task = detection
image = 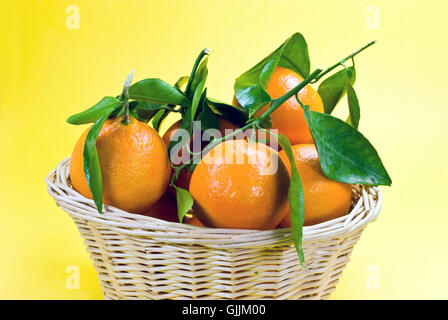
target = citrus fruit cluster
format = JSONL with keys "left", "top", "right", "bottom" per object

{"left": 66, "top": 33, "right": 391, "bottom": 263}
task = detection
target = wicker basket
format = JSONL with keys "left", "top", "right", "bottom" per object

{"left": 46, "top": 158, "right": 382, "bottom": 300}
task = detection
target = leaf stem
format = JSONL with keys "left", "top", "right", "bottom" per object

{"left": 311, "top": 40, "right": 376, "bottom": 83}
{"left": 122, "top": 92, "right": 130, "bottom": 125}
{"left": 121, "top": 70, "right": 134, "bottom": 125}
{"left": 170, "top": 164, "right": 186, "bottom": 187}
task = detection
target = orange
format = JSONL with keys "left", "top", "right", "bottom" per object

{"left": 278, "top": 144, "right": 352, "bottom": 226}
{"left": 233, "top": 66, "right": 323, "bottom": 145}
{"left": 69, "top": 116, "right": 171, "bottom": 213}
{"left": 189, "top": 139, "right": 290, "bottom": 229}
{"left": 162, "top": 117, "right": 239, "bottom": 198}
{"left": 142, "top": 193, "right": 204, "bottom": 226}
{"left": 141, "top": 193, "right": 178, "bottom": 222}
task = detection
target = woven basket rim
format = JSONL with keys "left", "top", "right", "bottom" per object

{"left": 46, "top": 158, "right": 382, "bottom": 247}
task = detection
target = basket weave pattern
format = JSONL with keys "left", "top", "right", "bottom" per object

{"left": 46, "top": 158, "right": 382, "bottom": 300}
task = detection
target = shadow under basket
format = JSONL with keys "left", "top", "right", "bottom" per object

{"left": 46, "top": 158, "right": 382, "bottom": 300}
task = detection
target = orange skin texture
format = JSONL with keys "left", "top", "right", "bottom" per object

{"left": 69, "top": 116, "right": 171, "bottom": 214}
{"left": 162, "top": 117, "right": 239, "bottom": 199}
{"left": 233, "top": 66, "right": 324, "bottom": 145}
{"left": 278, "top": 144, "right": 352, "bottom": 226}
{"left": 189, "top": 140, "right": 290, "bottom": 230}
{"left": 141, "top": 193, "right": 178, "bottom": 222}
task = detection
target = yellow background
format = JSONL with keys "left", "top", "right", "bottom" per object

{"left": 1, "top": 0, "right": 447, "bottom": 299}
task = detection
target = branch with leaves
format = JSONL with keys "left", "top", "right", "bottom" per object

{"left": 169, "top": 34, "right": 391, "bottom": 267}
{"left": 66, "top": 32, "right": 391, "bottom": 268}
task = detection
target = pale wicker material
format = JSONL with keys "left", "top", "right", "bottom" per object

{"left": 46, "top": 158, "right": 382, "bottom": 300}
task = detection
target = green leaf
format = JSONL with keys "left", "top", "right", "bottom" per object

{"left": 318, "top": 66, "right": 356, "bottom": 114}
{"left": 346, "top": 78, "right": 360, "bottom": 129}
{"left": 175, "top": 187, "right": 194, "bottom": 223}
{"left": 302, "top": 105, "right": 392, "bottom": 186}
{"left": 277, "top": 33, "right": 311, "bottom": 78}
{"left": 67, "top": 96, "right": 121, "bottom": 125}
{"left": 234, "top": 32, "right": 310, "bottom": 114}
{"left": 193, "top": 56, "right": 208, "bottom": 80}
{"left": 133, "top": 101, "right": 166, "bottom": 111}
{"left": 277, "top": 134, "right": 306, "bottom": 267}
{"left": 174, "top": 76, "right": 189, "bottom": 93}
{"left": 191, "top": 81, "right": 207, "bottom": 120}
{"left": 129, "top": 78, "right": 189, "bottom": 107}
{"left": 83, "top": 114, "right": 114, "bottom": 213}
{"left": 129, "top": 101, "right": 166, "bottom": 123}
{"left": 197, "top": 94, "right": 219, "bottom": 131}
{"left": 190, "top": 58, "right": 209, "bottom": 119}
{"left": 151, "top": 109, "right": 170, "bottom": 132}
{"left": 185, "top": 50, "right": 210, "bottom": 100}
{"left": 206, "top": 97, "right": 248, "bottom": 127}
